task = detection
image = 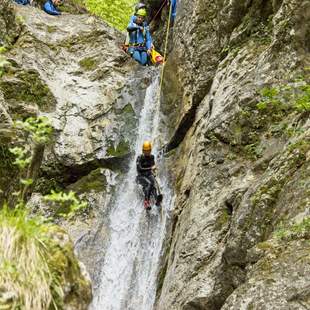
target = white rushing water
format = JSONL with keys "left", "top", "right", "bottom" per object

{"left": 91, "top": 72, "right": 174, "bottom": 310}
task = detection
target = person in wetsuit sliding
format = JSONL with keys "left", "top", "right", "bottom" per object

{"left": 136, "top": 140, "right": 162, "bottom": 210}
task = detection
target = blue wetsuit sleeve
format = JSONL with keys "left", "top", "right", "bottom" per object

{"left": 43, "top": 1, "right": 61, "bottom": 15}
{"left": 171, "top": 0, "right": 177, "bottom": 21}
{"left": 127, "top": 16, "right": 140, "bottom": 32}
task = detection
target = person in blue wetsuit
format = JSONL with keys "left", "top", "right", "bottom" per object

{"left": 127, "top": 8, "right": 152, "bottom": 66}
{"left": 43, "top": 0, "right": 61, "bottom": 16}
{"left": 170, "top": 0, "right": 177, "bottom": 23}
{"left": 14, "top": 0, "right": 30, "bottom": 5}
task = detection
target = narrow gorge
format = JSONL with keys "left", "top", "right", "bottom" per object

{"left": 0, "top": 0, "right": 309, "bottom": 309}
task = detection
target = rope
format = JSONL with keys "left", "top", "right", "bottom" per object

{"left": 149, "top": 0, "right": 167, "bottom": 24}
{"left": 158, "top": 0, "right": 172, "bottom": 102}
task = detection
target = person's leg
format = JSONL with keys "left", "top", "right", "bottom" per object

{"left": 143, "top": 176, "right": 153, "bottom": 200}
{"left": 140, "top": 51, "right": 148, "bottom": 66}
{"left": 132, "top": 50, "right": 143, "bottom": 65}
{"left": 138, "top": 175, "right": 152, "bottom": 200}
{"left": 137, "top": 176, "right": 147, "bottom": 197}
{"left": 149, "top": 174, "right": 157, "bottom": 198}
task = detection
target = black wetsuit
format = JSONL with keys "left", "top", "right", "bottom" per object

{"left": 136, "top": 154, "right": 157, "bottom": 200}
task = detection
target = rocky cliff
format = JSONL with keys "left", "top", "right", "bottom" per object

{"left": 0, "top": 0, "right": 309, "bottom": 309}
{"left": 153, "top": 0, "right": 310, "bottom": 309}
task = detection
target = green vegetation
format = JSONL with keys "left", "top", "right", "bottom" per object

{"left": 214, "top": 209, "right": 230, "bottom": 231}
{"left": 0, "top": 206, "right": 88, "bottom": 309}
{"left": 274, "top": 217, "right": 310, "bottom": 241}
{"left": 84, "top": 0, "right": 136, "bottom": 30}
{"left": 79, "top": 57, "right": 98, "bottom": 71}
{"left": 44, "top": 190, "right": 88, "bottom": 218}
{"left": 15, "top": 116, "right": 53, "bottom": 145}
{"left": 228, "top": 76, "right": 309, "bottom": 161}
{"left": 257, "top": 81, "right": 310, "bottom": 116}
{"left": 0, "top": 206, "right": 61, "bottom": 309}
{"left": 68, "top": 168, "right": 107, "bottom": 194}
{"left": 0, "top": 55, "right": 9, "bottom": 77}
{"left": 243, "top": 142, "right": 265, "bottom": 160}
{"left": 0, "top": 69, "right": 56, "bottom": 111}
{"left": 107, "top": 139, "right": 130, "bottom": 157}
{"left": 0, "top": 115, "right": 90, "bottom": 308}
{"left": 2, "top": 116, "right": 87, "bottom": 217}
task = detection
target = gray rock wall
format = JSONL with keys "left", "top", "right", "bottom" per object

{"left": 156, "top": 0, "right": 310, "bottom": 309}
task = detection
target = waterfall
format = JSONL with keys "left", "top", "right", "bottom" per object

{"left": 91, "top": 71, "right": 173, "bottom": 310}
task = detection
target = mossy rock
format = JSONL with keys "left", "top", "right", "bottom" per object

{"left": 68, "top": 168, "right": 107, "bottom": 194}
{"left": 45, "top": 226, "right": 92, "bottom": 309}
{"left": 107, "top": 140, "right": 130, "bottom": 158}
{"left": 79, "top": 57, "right": 98, "bottom": 71}
{"left": 0, "top": 145, "right": 19, "bottom": 205}
{"left": 59, "top": 0, "right": 87, "bottom": 14}
{"left": 46, "top": 25, "right": 58, "bottom": 33}
{"left": 0, "top": 68, "right": 56, "bottom": 112}
{"left": 214, "top": 209, "right": 230, "bottom": 231}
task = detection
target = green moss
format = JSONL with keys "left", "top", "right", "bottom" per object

{"left": 68, "top": 168, "right": 107, "bottom": 193}
{"left": 107, "top": 140, "right": 130, "bottom": 157}
{"left": 214, "top": 209, "right": 230, "bottom": 231}
{"left": 78, "top": 57, "right": 98, "bottom": 71}
{"left": 0, "top": 47, "right": 7, "bottom": 54}
{"left": 257, "top": 241, "right": 273, "bottom": 250}
{"left": 274, "top": 217, "right": 310, "bottom": 241}
{"left": 243, "top": 142, "right": 265, "bottom": 160}
{"left": 122, "top": 103, "right": 134, "bottom": 115}
{"left": 0, "top": 69, "right": 56, "bottom": 111}
{"left": 288, "top": 139, "right": 310, "bottom": 154}
{"left": 46, "top": 25, "right": 57, "bottom": 33}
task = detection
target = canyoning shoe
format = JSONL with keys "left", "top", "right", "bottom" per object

{"left": 155, "top": 194, "right": 163, "bottom": 207}
{"left": 144, "top": 200, "right": 151, "bottom": 210}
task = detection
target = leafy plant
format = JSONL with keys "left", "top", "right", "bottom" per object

{"left": 257, "top": 80, "right": 310, "bottom": 115}
{"left": 9, "top": 146, "right": 31, "bottom": 169}
{"left": 44, "top": 190, "right": 87, "bottom": 218}
{"left": 15, "top": 116, "right": 53, "bottom": 144}
{"left": 244, "top": 142, "right": 265, "bottom": 159}
{"left": 294, "top": 84, "right": 310, "bottom": 112}
{"left": 274, "top": 217, "right": 310, "bottom": 241}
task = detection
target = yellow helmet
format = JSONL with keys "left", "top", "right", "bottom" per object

{"left": 136, "top": 8, "right": 147, "bottom": 17}
{"left": 142, "top": 141, "right": 152, "bottom": 152}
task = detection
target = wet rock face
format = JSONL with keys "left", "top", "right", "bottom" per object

{"left": 157, "top": 0, "right": 310, "bottom": 309}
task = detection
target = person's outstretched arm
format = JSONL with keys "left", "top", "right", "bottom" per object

{"left": 127, "top": 16, "right": 141, "bottom": 32}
